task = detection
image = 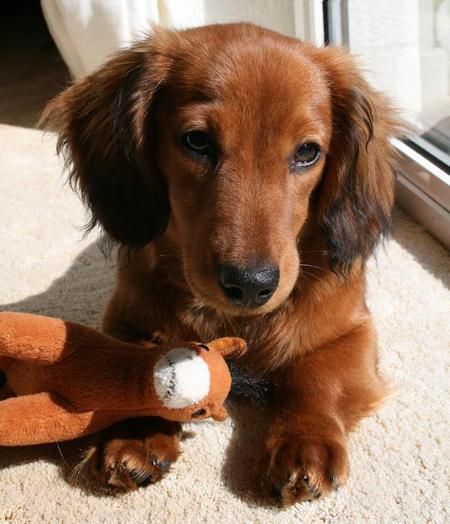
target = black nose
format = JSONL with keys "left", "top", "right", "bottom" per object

{"left": 218, "top": 263, "right": 280, "bottom": 308}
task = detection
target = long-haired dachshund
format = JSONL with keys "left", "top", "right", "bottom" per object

{"left": 42, "top": 23, "right": 400, "bottom": 505}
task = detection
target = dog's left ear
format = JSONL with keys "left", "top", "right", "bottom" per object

{"left": 316, "top": 48, "right": 402, "bottom": 274}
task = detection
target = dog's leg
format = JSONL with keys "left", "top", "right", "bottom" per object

{"left": 101, "top": 290, "right": 164, "bottom": 345}
{"left": 83, "top": 417, "right": 182, "bottom": 490}
{"left": 261, "top": 322, "right": 388, "bottom": 505}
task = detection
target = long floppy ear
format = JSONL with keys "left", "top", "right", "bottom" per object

{"left": 316, "top": 48, "right": 402, "bottom": 274}
{"left": 40, "top": 29, "right": 175, "bottom": 247}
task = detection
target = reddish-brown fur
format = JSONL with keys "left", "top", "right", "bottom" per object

{"left": 41, "top": 23, "right": 400, "bottom": 504}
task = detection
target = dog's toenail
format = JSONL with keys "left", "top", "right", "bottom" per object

{"left": 137, "top": 474, "right": 152, "bottom": 486}
{"left": 329, "top": 471, "right": 339, "bottom": 488}
{"left": 303, "top": 474, "right": 309, "bottom": 482}
{"left": 272, "top": 483, "right": 284, "bottom": 498}
{"left": 158, "top": 460, "right": 171, "bottom": 472}
{"left": 150, "top": 455, "right": 158, "bottom": 466}
{"left": 140, "top": 474, "right": 153, "bottom": 487}
{"left": 129, "top": 469, "right": 151, "bottom": 485}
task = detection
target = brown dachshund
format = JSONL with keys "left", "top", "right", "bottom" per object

{"left": 42, "top": 23, "right": 400, "bottom": 504}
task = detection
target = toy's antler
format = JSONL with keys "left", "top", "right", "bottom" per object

{"left": 207, "top": 337, "right": 247, "bottom": 359}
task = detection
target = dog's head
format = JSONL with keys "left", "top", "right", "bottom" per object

{"left": 42, "top": 24, "right": 399, "bottom": 316}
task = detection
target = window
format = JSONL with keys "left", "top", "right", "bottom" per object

{"left": 322, "top": 0, "right": 450, "bottom": 249}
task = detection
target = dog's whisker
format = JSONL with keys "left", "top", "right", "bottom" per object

{"left": 300, "top": 263, "right": 333, "bottom": 274}
{"left": 300, "top": 272, "right": 322, "bottom": 298}
{"left": 69, "top": 446, "right": 97, "bottom": 486}
{"left": 301, "top": 269, "right": 328, "bottom": 286}
{"left": 299, "top": 249, "right": 329, "bottom": 256}
{"left": 55, "top": 441, "right": 69, "bottom": 468}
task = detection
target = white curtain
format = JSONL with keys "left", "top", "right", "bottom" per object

{"left": 41, "top": 0, "right": 298, "bottom": 79}
{"left": 41, "top": 0, "right": 159, "bottom": 78}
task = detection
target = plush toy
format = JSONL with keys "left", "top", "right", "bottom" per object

{"left": 0, "top": 312, "right": 246, "bottom": 446}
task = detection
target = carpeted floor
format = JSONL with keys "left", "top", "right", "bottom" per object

{"left": 0, "top": 122, "right": 449, "bottom": 523}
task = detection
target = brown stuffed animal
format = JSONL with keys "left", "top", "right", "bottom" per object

{"left": 0, "top": 312, "right": 246, "bottom": 446}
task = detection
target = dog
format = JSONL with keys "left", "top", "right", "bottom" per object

{"left": 42, "top": 23, "right": 400, "bottom": 505}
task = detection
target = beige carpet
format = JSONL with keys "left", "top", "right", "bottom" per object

{"left": 0, "top": 123, "right": 449, "bottom": 523}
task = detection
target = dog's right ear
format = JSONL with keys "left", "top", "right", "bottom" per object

{"left": 40, "top": 29, "right": 175, "bottom": 247}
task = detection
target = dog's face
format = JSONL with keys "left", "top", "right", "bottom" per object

{"left": 43, "top": 24, "right": 398, "bottom": 316}
{"left": 155, "top": 32, "right": 332, "bottom": 314}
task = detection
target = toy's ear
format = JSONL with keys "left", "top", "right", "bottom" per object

{"left": 211, "top": 406, "right": 229, "bottom": 421}
{"left": 207, "top": 338, "right": 247, "bottom": 359}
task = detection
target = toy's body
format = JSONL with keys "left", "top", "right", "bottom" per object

{"left": 0, "top": 312, "right": 245, "bottom": 446}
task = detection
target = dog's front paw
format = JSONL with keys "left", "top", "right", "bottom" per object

{"left": 261, "top": 430, "right": 349, "bottom": 506}
{"left": 78, "top": 417, "right": 182, "bottom": 491}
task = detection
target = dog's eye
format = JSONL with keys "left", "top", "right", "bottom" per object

{"left": 292, "top": 142, "right": 321, "bottom": 169}
{"left": 184, "top": 131, "right": 212, "bottom": 155}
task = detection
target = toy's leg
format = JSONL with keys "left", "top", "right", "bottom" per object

{"left": 0, "top": 393, "right": 100, "bottom": 446}
{"left": 0, "top": 312, "right": 71, "bottom": 363}
{"left": 0, "top": 311, "right": 150, "bottom": 366}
